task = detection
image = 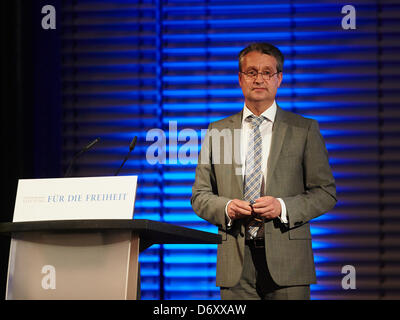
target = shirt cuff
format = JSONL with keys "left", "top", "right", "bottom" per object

{"left": 225, "top": 200, "right": 233, "bottom": 227}
{"left": 277, "top": 198, "right": 288, "bottom": 224}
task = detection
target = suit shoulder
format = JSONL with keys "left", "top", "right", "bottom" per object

{"left": 280, "top": 108, "right": 316, "bottom": 129}
{"left": 208, "top": 112, "right": 241, "bottom": 129}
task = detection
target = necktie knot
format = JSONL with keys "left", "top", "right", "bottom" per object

{"left": 246, "top": 115, "right": 265, "bottom": 128}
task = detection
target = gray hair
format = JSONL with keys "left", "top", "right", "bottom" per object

{"left": 238, "top": 42, "right": 284, "bottom": 73}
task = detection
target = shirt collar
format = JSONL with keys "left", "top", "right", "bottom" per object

{"left": 242, "top": 100, "right": 277, "bottom": 123}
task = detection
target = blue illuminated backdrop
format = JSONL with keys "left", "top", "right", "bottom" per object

{"left": 61, "top": 0, "right": 400, "bottom": 299}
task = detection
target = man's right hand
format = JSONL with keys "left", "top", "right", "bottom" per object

{"left": 227, "top": 199, "right": 252, "bottom": 221}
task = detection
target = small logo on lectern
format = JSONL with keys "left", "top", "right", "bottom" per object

{"left": 41, "top": 265, "right": 56, "bottom": 290}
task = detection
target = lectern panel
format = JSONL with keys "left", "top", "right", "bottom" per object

{"left": 6, "top": 231, "right": 139, "bottom": 300}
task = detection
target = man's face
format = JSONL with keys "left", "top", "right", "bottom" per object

{"left": 238, "top": 51, "right": 283, "bottom": 106}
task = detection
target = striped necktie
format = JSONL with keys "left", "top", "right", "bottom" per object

{"left": 244, "top": 115, "right": 265, "bottom": 239}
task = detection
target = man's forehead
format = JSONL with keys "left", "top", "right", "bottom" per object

{"left": 241, "top": 52, "right": 277, "bottom": 69}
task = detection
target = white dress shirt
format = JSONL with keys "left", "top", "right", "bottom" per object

{"left": 225, "top": 101, "right": 288, "bottom": 226}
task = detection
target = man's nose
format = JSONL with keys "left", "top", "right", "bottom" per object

{"left": 254, "top": 73, "right": 264, "bottom": 83}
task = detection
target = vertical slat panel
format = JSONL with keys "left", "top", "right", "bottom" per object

{"left": 290, "top": 1, "right": 380, "bottom": 300}
{"left": 61, "top": 0, "right": 162, "bottom": 299}
{"left": 379, "top": 0, "right": 400, "bottom": 300}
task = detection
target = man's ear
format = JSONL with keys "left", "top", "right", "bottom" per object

{"left": 238, "top": 72, "right": 243, "bottom": 88}
{"left": 277, "top": 72, "right": 283, "bottom": 88}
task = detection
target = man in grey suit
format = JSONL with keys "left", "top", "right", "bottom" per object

{"left": 191, "top": 43, "right": 337, "bottom": 300}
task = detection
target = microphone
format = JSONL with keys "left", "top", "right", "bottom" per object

{"left": 64, "top": 137, "right": 101, "bottom": 177}
{"left": 114, "top": 136, "right": 137, "bottom": 176}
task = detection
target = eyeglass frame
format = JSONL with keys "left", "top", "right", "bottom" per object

{"left": 239, "top": 70, "right": 281, "bottom": 81}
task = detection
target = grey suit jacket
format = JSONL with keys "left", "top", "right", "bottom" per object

{"left": 191, "top": 105, "right": 337, "bottom": 287}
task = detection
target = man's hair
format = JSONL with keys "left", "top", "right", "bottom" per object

{"left": 238, "top": 42, "right": 284, "bottom": 73}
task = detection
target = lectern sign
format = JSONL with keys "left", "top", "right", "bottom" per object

{"left": 13, "top": 176, "right": 138, "bottom": 222}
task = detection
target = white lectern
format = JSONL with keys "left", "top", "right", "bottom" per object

{"left": 0, "top": 219, "right": 221, "bottom": 300}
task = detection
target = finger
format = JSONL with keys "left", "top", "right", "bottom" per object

{"left": 234, "top": 201, "right": 252, "bottom": 211}
{"left": 234, "top": 199, "right": 251, "bottom": 207}
{"left": 253, "top": 202, "right": 275, "bottom": 211}
{"left": 260, "top": 206, "right": 280, "bottom": 218}
{"left": 252, "top": 201, "right": 267, "bottom": 208}
{"left": 255, "top": 205, "right": 274, "bottom": 215}
{"left": 233, "top": 204, "right": 252, "bottom": 216}
{"left": 228, "top": 200, "right": 250, "bottom": 211}
{"left": 258, "top": 211, "right": 272, "bottom": 218}
{"left": 252, "top": 207, "right": 267, "bottom": 214}
{"left": 253, "top": 196, "right": 275, "bottom": 207}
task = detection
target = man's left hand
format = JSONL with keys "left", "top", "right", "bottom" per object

{"left": 252, "top": 196, "right": 282, "bottom": 219}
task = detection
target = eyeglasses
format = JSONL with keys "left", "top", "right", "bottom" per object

{"left": 240, "top": 70, "right": 280, "bottom": 81}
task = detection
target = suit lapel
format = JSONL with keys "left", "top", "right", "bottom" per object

{"left": 228, "top": 110, "right": 244, "bottom": 197}
{"left": 266, "top": 105, "right": 288, "bottom": 193}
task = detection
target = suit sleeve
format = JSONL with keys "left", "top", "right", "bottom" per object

{"left": 191, "top": 123, "right": 231, "bottom": 229}
{"left": 281, "top": 119, "right": 337, "bottom": 229}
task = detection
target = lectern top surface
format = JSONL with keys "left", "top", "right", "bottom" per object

{"left": 0, "top": 219, "right": 222, "bottom": 245}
